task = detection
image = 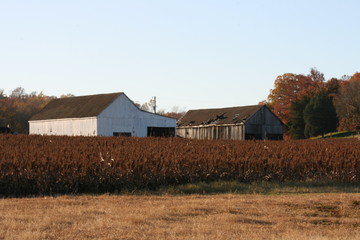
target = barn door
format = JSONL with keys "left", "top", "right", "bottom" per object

{"left": 147, "top": 127, "right": 175, "bottom": 137}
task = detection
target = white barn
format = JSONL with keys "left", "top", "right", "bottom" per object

{"left": 29, "top": 92, "right": 176, "bottom": 137}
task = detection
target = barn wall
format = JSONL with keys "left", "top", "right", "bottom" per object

{"left": 136, "top": 112, "right": 176, "bottom": 137}
{"left": 177, "top": 124, "right": 245, "bottom": 140}
{"left": 29, "top": 117, "right": 97, "bottom": 136}
{"left": 97, "top": 94, "right": 176, "bottom": 137}
{"left": 177, "top": 106, "right": 283, "bottom": 140}
{"left": 245, "top": 106, "right": 283, "bottom": 139}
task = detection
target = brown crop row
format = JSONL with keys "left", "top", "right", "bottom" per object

{"left": 0, "top": 135, "right": 359, "bottom": 196}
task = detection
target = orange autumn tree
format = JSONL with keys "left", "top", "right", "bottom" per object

{"left": 0, "top": 87, "right": 54, "bottom": 134}
{"left": 267, "top": 69, "right": 324, "bottom": 124}
{"left": 335, "top": 72, "right": 360, "bottom": 131}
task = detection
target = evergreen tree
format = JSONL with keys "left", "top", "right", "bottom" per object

{"left": 304, "top": 91, "right": 338, "bottom": 138}
{"left": 288, "top": 96, "right": 310, "bottom": 139}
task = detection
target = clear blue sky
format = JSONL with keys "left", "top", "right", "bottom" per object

{"left": 1, "top": 0, "right": 359, "bottom": 112}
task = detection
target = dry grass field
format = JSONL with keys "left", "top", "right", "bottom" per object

{"left": 1, "top": 193, "right": 360, "bottom": 240}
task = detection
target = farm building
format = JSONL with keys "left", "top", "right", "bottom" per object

{"left": 29, "top": 92, "right": 176, "bottom": 137}
{"left": 177, "top": 105, "right": 283, "bottom": 140}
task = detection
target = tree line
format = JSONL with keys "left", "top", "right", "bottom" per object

{"left": 1, "top": 70, "right": 359, "bottom": 137}
{"left": 0, "top": 88, "right": 55, "bottom": 134}
{"left": 266, "top": 68, "right": 360, "bottom": 139}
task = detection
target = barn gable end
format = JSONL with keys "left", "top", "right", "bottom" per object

{"left": 97, "top": 94, "right": 176, "bottom": 137}
{"left": 244, "top": 105, "right": 283, "bottom": 140}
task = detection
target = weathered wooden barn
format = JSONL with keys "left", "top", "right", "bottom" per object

{"left": 177, "top": 105, "right": 283, "bottom": 140}
{"left": 29, "top": 92, "right": 176, "bottom": 137}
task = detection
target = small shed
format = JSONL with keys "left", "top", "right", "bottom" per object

{"left": 29, "top": 92, "right": 176, "bottom": 137}
{"left": 177, "top": 105, "right": 283, "bottom": 140}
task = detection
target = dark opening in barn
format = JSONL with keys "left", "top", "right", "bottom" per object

{"left": 147, "top": 127, "right": 175, "bottom": 137}
{"left": 245, "top": 133, "right": 283, "bottom": 140}
{"left": 113, "top": 132, "right": 132, "bottom": 137}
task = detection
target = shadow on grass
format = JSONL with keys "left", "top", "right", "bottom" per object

{"left": 148, "top": 181, "right": 360, "bottom": 195}
{"left": 312, "top": 131, "right": 359, "bottom": 139}
{"left": 6, "top": 181, "right": 359, "bottom": 198}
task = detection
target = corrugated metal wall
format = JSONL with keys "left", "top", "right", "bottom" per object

{"left": 177, "top": 124, "right": 245, "bottom": 140}
{"left": 29, "top": 117, "right": 97, "bottom": 136}
{"left": 97, "top": 94, "right": 176, "bottom": 137}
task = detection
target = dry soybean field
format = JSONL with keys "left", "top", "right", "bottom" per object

{"left": 0, "top": 135, "right": 359, "bottom": 196}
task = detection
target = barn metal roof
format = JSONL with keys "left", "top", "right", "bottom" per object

{"left": 177, "top": 105, "right": 264, "bottom": 127}
{"left": 30, "top": 92, "right": 123, "bottom": 121}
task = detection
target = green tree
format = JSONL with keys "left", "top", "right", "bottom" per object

{"left": 304, "top": 91, "right": 338, "bottom": 138}
{"left": 288, "top": 96, "right": 310, "bottom": 139}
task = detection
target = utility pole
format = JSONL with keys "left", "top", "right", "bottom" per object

{"left": 150, "top": 96, "right": 157, "bottom": 114}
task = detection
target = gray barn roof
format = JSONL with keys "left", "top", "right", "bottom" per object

{"left": 177, "top": 105, "right": 264, "bottom": 127}
{"left": 30, "top": 92, "right": 123, "bottom": 121}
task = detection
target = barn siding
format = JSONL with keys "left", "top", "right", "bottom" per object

{"left": 176, "top": 105, "right": 283, "bottom": 140}
{"left": 177, "top": 124, "right": 245, "bottom": 140}
{"left": 245, "top": 106, "right": 283, "bottom": 136}
{"left": 29, "top": 117, "right": 97, "bottom": 136}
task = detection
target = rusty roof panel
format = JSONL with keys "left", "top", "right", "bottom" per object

{"left": 177, "top": 105, "right": 264, "bottom": 127}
